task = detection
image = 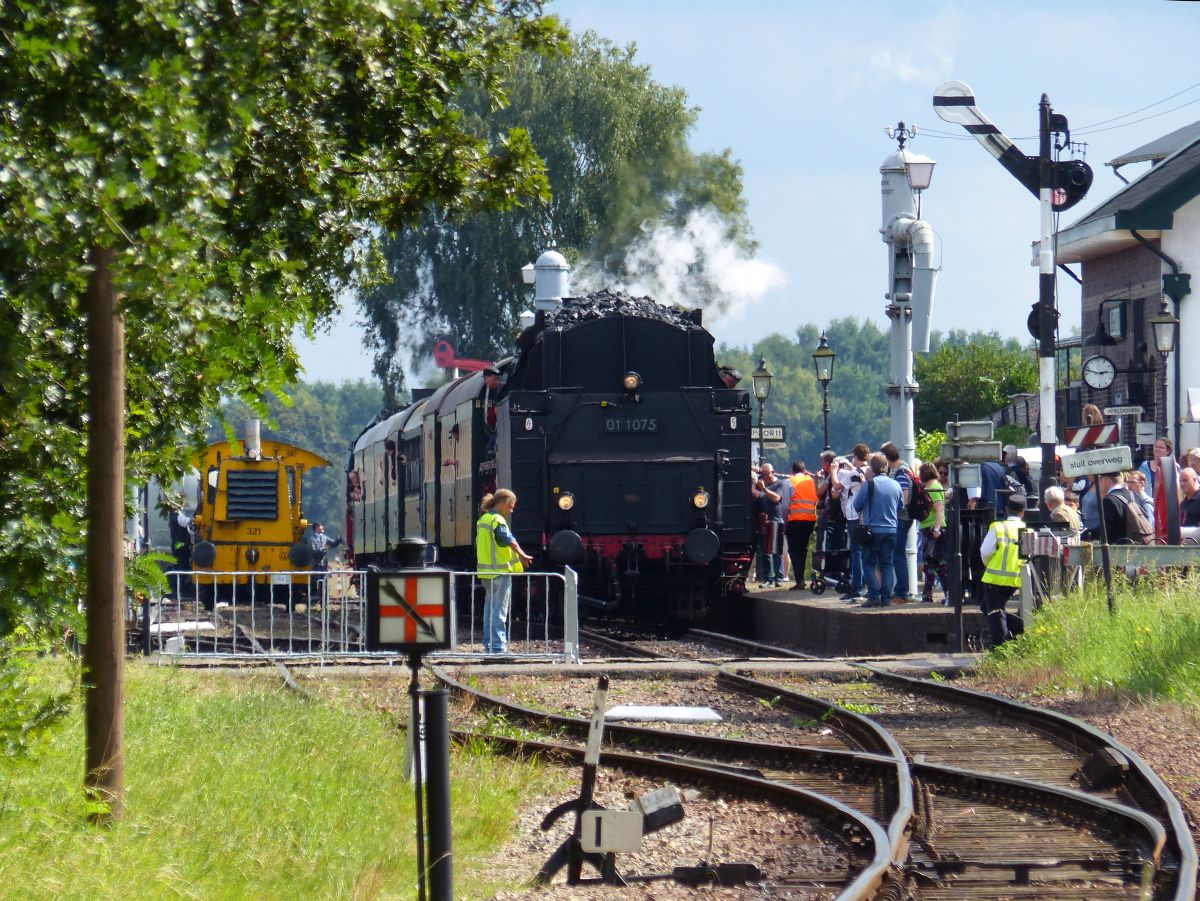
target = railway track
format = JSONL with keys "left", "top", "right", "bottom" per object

{"left": 436, "top": 632, "right": 1197, "bottom": 900}
{"left": 578, "top": 625, "right": 817, "bottom": 661}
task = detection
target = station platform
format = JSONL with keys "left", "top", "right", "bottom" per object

{"left": 745, "top": 583, "right": 987, "bottom": 657}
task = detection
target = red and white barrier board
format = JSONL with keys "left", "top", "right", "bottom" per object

{"left": 1065, "top": 424, "right": 1119, "bottom": 447}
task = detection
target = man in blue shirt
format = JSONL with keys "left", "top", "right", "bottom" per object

{"left": 977, "top": 460, "right": 1009, "bottom": 512}
{"left": 881, "top": 442, "right": 916, "bottom": 603}
{"left": 852, "top": 453, "right": 903, "bottom": 608}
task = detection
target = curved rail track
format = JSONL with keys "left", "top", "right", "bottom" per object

{"left": 436, "top": 630, "right": 1197, "bottom": 900}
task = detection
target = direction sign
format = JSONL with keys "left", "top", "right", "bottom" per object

{"left": 945, "top": 420, "right": 995, "bottom": 441}
{"left": 1060, "top": 445, "right": 1133, "bottom": 478}
{"left": 1136, "top": 422, "right": 1157, "bottom": 446}
{"left": 939, "top": 440, "right": 1002, "bottom": 463}
{"left": 366, "top": 569, "right": 451, "bottom": 652}
{"left": 750, "top": 425, "right": 786, "bottom": 442}
{"left": 1066, "top": 424, "right": 1119, "bottom": 447}
{"left": 1103, "top": 405, "right": 1144, "bottom": 417}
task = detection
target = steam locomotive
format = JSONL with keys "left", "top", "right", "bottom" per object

{"left": 347, "top": 290, "right": 753, "bottom": 620}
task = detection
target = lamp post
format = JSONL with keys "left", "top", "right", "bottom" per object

{"left": 883, "top": 123, "right": 938, "bottom": 605}
{"left": 1150, "top": 299, "right": 1179, "bottom": 437}
{"left": 881, "top": 124, "right": 938, "bottom": 465}
{"left": 751, "top": 355, "right": 773, "bottom": 464}
{"left": 811, "top": 332, "right": 836, "bottom": 451}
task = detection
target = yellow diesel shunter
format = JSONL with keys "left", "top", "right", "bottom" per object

{"left": 190, "top": 428, "right": 330, "bottom": 604}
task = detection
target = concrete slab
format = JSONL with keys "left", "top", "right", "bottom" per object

{"left": 605, "top": 705, "right": 722, "bottom": 723}
{"left": 748, "top": 585, "right": 988, "bottom": 657}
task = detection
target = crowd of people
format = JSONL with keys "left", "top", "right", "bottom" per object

{"left": 750, "top": 435, "right": 1200, "bottom": 643}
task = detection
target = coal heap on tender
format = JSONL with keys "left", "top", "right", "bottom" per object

{"left": 545, "top": 289, "right": 702, "bottom": 330}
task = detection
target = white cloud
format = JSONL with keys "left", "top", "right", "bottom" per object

{"left": 841, "top": 3, "right": 962, "bottom": 93}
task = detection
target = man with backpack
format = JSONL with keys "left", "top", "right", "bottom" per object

{"left": 1089, "top": 472, "right": 1153, "bottom": 545}
{"left": 881, "top": 442, "right": 924, "bottom": 603}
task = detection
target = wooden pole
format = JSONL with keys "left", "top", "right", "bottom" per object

{"left": 83, "top": 244, "right": 125, "bottom": 822}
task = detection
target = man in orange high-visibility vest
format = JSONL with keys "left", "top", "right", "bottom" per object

{"left": 786, "top": 461, "right": 819, "bottom": 590}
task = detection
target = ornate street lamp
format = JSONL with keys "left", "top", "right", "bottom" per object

{"left": 1150, "top": 299, "right": 1179, "bottom": 437}
{"left": 751, "top": 355, "right": 773, "bottom": 464}
{"left": 811, "top": 332, "right": 836, "bottom": 451}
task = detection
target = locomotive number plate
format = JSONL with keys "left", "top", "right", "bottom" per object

{"left": 604, "top": 417, "right": 658, "bottom": 434}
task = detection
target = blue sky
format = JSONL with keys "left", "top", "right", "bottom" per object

{"left": 296, "top": 0, "right": 1200, "bottom": 384}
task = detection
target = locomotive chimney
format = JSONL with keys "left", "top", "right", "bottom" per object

{"left": 245, "top": 418, "right": 262, "bottom": 461}
{"left": 531, "top": 248, "right": 570, "bottom": 312}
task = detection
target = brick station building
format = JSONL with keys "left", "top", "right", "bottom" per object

{"left": 1044, "top": 121, "right": 1200, "bottom": 455}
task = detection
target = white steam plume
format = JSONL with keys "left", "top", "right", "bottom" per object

{"left": 575, "top": 207, "right": 785, "bottom": 318}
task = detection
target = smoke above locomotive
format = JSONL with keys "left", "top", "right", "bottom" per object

{"left": 348, "top": 289, "right": 753, "bottom": 621}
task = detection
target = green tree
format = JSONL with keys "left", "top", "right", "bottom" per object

{"left": 1, "top": 0, "right": 564, "bottom": 815}
{"left": 914, "top": 332, "right": 1039, "bottom": 434}
{"left": 717, "top": 318, "right": 893, "bottom": 471}
{"left": 717, "top": 322, "right": 1041, "bottom": 471}
{"left": 360, "top": 30, "right": 751, "bottom": 403}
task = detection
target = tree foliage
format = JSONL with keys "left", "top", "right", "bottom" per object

{"left": 914, "top": 332, "right": 1038, "bottom": 434}
{"left": 0, "top": 0, "right": 566, "bottom": 758}
{"left": 717, "top": 322, "right": 1038, "bottom": 470}
{"left": 210, "top": 380, "right": 384, "bottom": 537}
{"left": 717, "top": 317, "right": 892, "bottom": 470}
{"left": 360, "top": 30, "right": 751, "bottom": 403}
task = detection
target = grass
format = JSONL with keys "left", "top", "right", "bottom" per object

{"left": 0, "top": 661, "right": 566, "bottom": 899}
{"left": 837, "top": 700, "right": 881, "bottom": 715}
{"left": 980, "top": 571, "right": 1200, "bottom": 704}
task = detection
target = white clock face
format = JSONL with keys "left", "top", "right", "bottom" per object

{"left": 1082, "top": 354, "right": 1116, "bottom": 389}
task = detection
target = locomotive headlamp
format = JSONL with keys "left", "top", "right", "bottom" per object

{"left": 245, "top": 547, "right": 260, "bottom": 564}
{"left": 692, "top": 490, "right": 710, "bottom": 509}
{"left": 622, "top": 371, "right": 641, "bottom": 392}
{"left": 557, "top": 492, "right": 576, "bottom": 511}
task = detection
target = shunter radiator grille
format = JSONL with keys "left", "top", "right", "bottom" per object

{"left": 225, "top": 470, "right": 279, "bottom": 521}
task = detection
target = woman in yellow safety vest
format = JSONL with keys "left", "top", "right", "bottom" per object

{"left": 978, "top": 493, "right": 1027, "bottom": 648}
{"left": 476, "top": 489, "right": 533, "bottom": 654}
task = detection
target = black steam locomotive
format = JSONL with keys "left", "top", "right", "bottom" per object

{"left": 347, "top": 290, "right": 753, "bottom": 620}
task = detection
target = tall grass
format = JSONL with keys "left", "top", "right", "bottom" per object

{"left": 0, "top": 663, "right": 563, "bottom": 899}
{"left": 980, "top": 571, "right": 1200, "bottom": 703}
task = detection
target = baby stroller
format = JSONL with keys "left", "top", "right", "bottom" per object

{"left": 809, "top": 517, "right": 851, "bottom": 594}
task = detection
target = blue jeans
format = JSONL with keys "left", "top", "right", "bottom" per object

{"left": 759, "top": 522, "right": 784, "bottom": 582}
{"left": 892, "top": 517, "right": 914, "bottom": 598}
{"left": 765, "top": 552, "right": 784, "bottom": 582}
{"left": 483, "top": 575, "right": 512, "bottom": 653}
{"left": 862, "top": 530, "right": 897, "bottom": 603}
{"left": 848, "top": 532, "right": 864, "bottom": 592}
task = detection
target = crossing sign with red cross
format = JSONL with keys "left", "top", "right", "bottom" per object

{"left": 366, "top": 569, "right": 451, "bottom": 653}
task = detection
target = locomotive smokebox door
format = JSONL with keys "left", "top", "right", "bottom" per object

{"left": 366, "top": 569, "right": 451, "bottom": 653}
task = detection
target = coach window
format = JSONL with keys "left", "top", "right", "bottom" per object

{"left": 287, "top": 466, "right": 296, "bottom": 509}
{"left": 206, "top": 467, "right": 218, "bottom": 507}
{"left": 385, "top": 439, "right": 398, "bottom": 482}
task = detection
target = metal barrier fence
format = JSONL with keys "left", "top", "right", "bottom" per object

{"left": 447, "top": 569, "right": 579, "bottom": 663}
{"left": 139, "top": 567, "right": 579, "bottom": 663}
{"left": 139, "top": 569, "right": 370, "bottom": 658}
